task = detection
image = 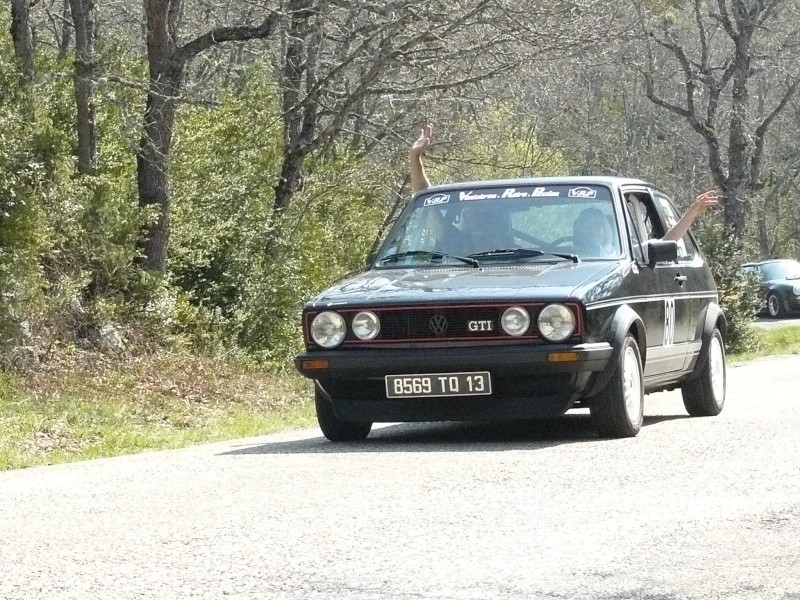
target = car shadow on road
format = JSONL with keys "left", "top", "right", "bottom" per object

{"left": 218, "top": 413, "right": 687, "bottom": 456}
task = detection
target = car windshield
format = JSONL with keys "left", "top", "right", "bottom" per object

{"left": 760, "top": 260, "right": 800, "bottom": 280}
{"left": 376, "top": 184, "right": 622, "bottom": 266}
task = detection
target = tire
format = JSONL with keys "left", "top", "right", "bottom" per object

{"left": 314, "top": 387, "right": 372, "bottom": 442}
{"left": 590, "top": 334, "right": 644, "bottom": 438}
{"left": 681, "top": 328, "right": 726, "bottom": 417}
{"left": 767, "top": 292, "right": 785, "bottom": 318}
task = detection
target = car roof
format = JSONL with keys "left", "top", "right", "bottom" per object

{"left": 417, "top": 176, "right": 655, "bottom": 195}
{"left": 742, "top": 259, "right": 800, "bottom": 267}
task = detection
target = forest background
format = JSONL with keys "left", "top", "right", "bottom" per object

{"left": 2, "top": 0, "right": 800, "bottom": 426}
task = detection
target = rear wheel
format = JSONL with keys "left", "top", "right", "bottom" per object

{"left": 314, "top": 387, "right": 372, "bottom": 442}
{"left": 682, "top": 328, "right": 726, "bottom": 417}
{"left": 590, "top": 334, "right": 643, "bottom": 438}
{"left": 767, "top": 292, "right": 785, "bottom": 318}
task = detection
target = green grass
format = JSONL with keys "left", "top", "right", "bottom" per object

{"left": 0, "top": 351, "right": 316, "bottom": 470}
{"left": 2, "top": 323, "right": 800, "bottom": 471}
{"left": 728, "top": 324, "right": 800, "bottom": 364}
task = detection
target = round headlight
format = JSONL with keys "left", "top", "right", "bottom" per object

{"left": 310, "top": 311, "right": 346, "bottom": 348}
{"left": 501, "top": 306, "right": 530, "bottom": 336}
{"left": 793, "top": 285, "right": 800, "bottom": 296}
{"left": 352, "top": 311, "right": 380, "bottom": 340}
{"left": 537, "top": 304, "right": 576, "bottom": 342}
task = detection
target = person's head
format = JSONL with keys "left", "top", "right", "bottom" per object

{"left": 460, "top": 203, "right": 509, "bottom": 250}
{"left": 425, "top": 208, "right": 448, "bottom": 238}
{"left": 573, "top": 207, "right": 614, "bottom": 255}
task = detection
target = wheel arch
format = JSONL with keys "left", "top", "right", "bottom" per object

{"left": 691, "top": 302, "right": 727, "bottom": 377}
{"left": 586, "top": 304, "right": 645, "bottom": 397}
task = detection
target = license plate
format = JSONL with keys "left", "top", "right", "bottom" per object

{"left": 385, "top": 372, "right": 492, "bottom": 398}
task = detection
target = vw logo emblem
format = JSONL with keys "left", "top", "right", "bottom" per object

{"left": 429, "top": 314, "right": 449, "bottom": 335}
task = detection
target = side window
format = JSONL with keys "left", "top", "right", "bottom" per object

{"left": 655, "top": 194, "right": 698, "bottom": 261}
{"left": 624, "top": 192, "right": 666, "bottom": 240}
{"left": 624, "top": 203, "right": 645, "bottom": 264}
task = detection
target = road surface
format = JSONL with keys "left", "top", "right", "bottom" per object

{"left": 2, "top": 356, "right": 799, "bottom": 600}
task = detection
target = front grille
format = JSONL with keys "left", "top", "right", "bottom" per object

{"left": 379, "top": 306, "right": 503, "bottom": 341}
{"left": 304, "top": 302, "right": 582, "bottom": 347}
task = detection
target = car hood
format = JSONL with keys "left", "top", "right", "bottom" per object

{"left": 308, "top": 261, "right": 622, "bottom": 307}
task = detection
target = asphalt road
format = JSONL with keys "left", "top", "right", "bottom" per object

{"left": 2, "top": 356, "right": 800, "bottom": 600}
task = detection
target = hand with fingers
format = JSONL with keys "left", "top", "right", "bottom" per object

{"left": 409, "top": 123, "right": 434, "bottom": 193}
{"left": 410, "top": 124, "right": 433, "bottom": 159}
{"left": 692, "top": 189, "right": 720, "bottom": 215}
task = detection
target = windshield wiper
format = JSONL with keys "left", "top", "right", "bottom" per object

{"left": 468, "top": 248, "right": 579, "bottom": 263}
{"left": 380, "top": 250, "right": 479, "bottom": 268}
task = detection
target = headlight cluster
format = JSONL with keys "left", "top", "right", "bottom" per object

{"left": 310, "top": 311, "right": 347, "bottom": 348}
{"left": 310, "top": 311, "right": 380, "bottom": 348}
{"left": 537, "top": 304, "right": 576, "bottom": 342}
{"left": 501, "top": 307, "right": 530, "bottom": 336}
{"left": 793, "top": 285, "right": 800, "bottom": 296}
{"left": 309, "top": 304, "right": 577, "bottom": 348}
{"left": 501, "top": 304, "right": 576, "bottom": 341}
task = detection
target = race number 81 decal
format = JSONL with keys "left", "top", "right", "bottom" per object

{"left": 663, "top": 298, "right": 676, "bottom": 346}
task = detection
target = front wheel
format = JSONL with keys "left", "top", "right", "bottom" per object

{"left": 590, "top": 334, "right": 644, "bottom": 438}
{"left": 314, "top": 387, "right": 372, "bottom": 442}
{"left": 681, "top": 328, "right": 726, "bottom": 417}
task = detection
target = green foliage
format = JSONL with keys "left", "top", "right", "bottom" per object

{"left": 0, "top": 16, "right": 159, "bottom": 358}
{"left": 427, "top": 104, "right": 569, "bottom": 183}
{"left": 233, "top": 157, "right": 391, "bottom": 366}
{"left": 694, "top": 219, "right": 762, "bottom": 354}
{"left": 169, "top": 75, "right": 393, "bottom": 366}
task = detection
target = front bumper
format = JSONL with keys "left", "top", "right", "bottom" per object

{"left": 295, "top": 342, "right": 613, "bottom": 422}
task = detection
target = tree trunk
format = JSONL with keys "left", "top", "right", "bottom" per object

{"left": 70, "top": 0, "right": 98, "bottom": 175}
{"left": 136, "top": 61, "right": 183, "bottom": 271}
{"left": 725, "top": 35, "right": 752, "bottom": 241}
{"left": 10, "top": 0, "right": 35, "bottom": 87}
{"left": 135, "top": 0, "right": 278, "bottom": 270}
{"left": 272, "top": 0, "right": 315, "bottom": 217}
{"left": 57, "top": 0, "right": 73, "bottom": 62}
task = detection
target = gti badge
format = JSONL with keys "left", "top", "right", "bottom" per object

{"left": 468, "top": 320, "right": 494, "bottom": 332}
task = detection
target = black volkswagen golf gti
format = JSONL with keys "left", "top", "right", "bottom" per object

{"left": 295, "top": 177, "right": 727, "bottom": 440}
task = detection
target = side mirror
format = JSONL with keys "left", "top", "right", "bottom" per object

{"left": 643, "top": 239, "right": 678, "bottom": 268}
{"left": 365, "top": 251, "right": 378, "bottom": 268}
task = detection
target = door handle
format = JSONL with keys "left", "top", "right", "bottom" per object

{"left": 674, "top": 274, "right": 687, "bottom": 285}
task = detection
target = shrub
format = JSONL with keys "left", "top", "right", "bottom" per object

{"left": 694, "top": 219, "right": 761, "bottom": 354}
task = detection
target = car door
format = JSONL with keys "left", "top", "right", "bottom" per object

{"left": 622, "top": 188, "right": 687, "bottom": 375}
{"left": 651, "top": 191, "right": 718, "bottom": 370}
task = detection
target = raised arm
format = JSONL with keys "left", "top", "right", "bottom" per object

{"left": 410, "top": 124, "right": 433, "bottom": 193}
{"left": 662, "top": 189, "right": 719, "bottom": 242}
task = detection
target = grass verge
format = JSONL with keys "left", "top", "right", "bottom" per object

{"left": 0, "top": 349, "right": 315, "bottom": 470}
{"left": 728, "top": 323, "right": 800, "bottom": 365}
{"left": 3, "top": 324, "right": 800, "bottom": 471}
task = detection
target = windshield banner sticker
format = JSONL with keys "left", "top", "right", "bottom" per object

{"left": 568, "top": 187, "right": 598, "bottom": 199}
{"left": 460, "top": 187, "right": 561, "bottom": 201}
{"left": 501, "top": 188, "right": 530, "bottom": 199}
{"left": 530, "top": 187, "right": 560, "bottom": 197}
{"left": 459, "top": 190, "right": 500, "bottom": 201}
{"left": 423, "top": 193, "right": 451, "bottom": 206}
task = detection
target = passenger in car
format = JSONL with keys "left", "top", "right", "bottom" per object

{"left": 573, "top": 207, "right": 619, "bottom": 257}
{"left": 425, "top": 209, "right": 461, "bottom": 254}
{"left": 458, "top": 202, "right": 513, "bottom": 255}
{"left": 409, "top": 124, "right": 719, "bottom": 243}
